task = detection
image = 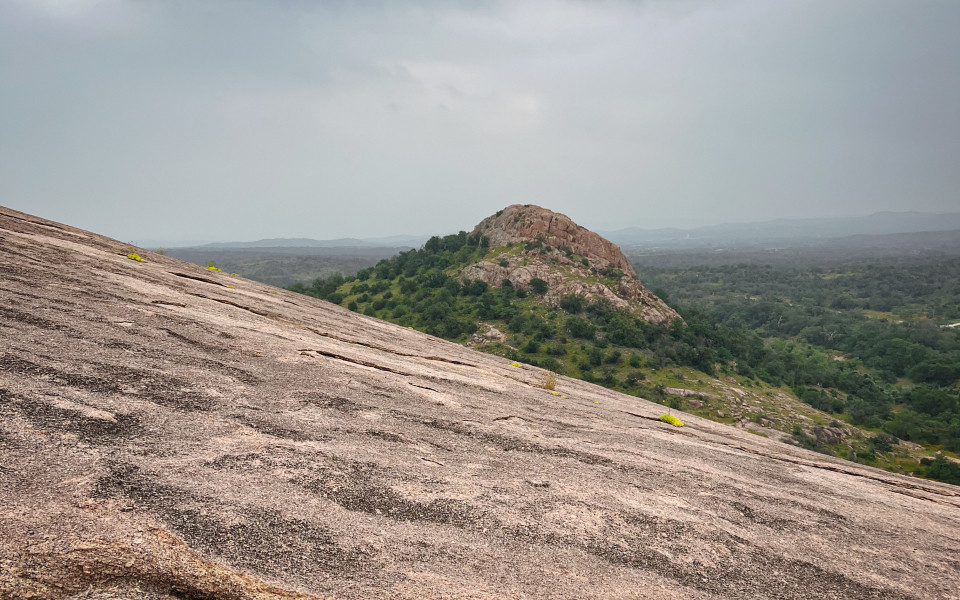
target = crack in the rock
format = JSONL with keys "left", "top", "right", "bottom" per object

{"left": 1, "top": 211, "right": 67, "bottom": 232}
{"left": 619, "top": 410, "right": 960, "bottom": 504}
{"left": 409, "top": 382, "right": 441, "bottom": 392}
{"left": 298, "top": 349, "right": 416, "bottom": 377}
{"left": 493, "top": 415, "right": 531, "bottom": 422}
{"left": 152, "top": 299, "right": 188, "bottom": 308}
{"left": 275, "top": 316, "right": 478, "bottom": 368}
{"left": 187, "top": 293, "right": 273, "bottom": 317}
{"left": 171, "top": 272, "right": 226, "bottom": 287}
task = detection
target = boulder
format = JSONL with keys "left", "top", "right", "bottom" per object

{"left": 812, "top": 426, "right": 844, "bottom": 446}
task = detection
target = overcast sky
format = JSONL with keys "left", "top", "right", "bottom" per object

{"left": 2, "top": 0, "right": 959, "bottom": 242}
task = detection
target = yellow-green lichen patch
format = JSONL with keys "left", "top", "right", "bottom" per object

{"left": 659, "top": 414, "right": 683, "bottom": 427}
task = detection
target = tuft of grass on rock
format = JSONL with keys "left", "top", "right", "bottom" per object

{"left": 539, "top": 370, "right": 557, "bottom": 391}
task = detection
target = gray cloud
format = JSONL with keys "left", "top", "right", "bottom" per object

{"left": 2, "top": 0, "right": 958, "bottom": 242}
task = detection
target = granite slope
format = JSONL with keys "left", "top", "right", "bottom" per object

{"left": 1, "top": 205, "right": 959, "bottom": 600}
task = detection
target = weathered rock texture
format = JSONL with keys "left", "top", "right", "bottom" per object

{"left": 466, "top": 205, "right": 678, "bottom": 323}
{"left": 472, "top": 205, "right": 637, "bottom": 277}
{"left": 1, "top": 205, "right": 960, "bottom": 600}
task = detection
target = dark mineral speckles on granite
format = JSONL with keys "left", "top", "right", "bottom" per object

{"left": 2, "top": 204, "right": 960, "bottom": 600}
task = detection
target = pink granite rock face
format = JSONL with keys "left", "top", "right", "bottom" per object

{"left": 466, "top": 205, "right": 679, "bottom": 323}
{"left": 1, "top": 205, "right": 959, "bottom": 600}
{"left": 472, "top": 204, "right": 638, "bottom": 276}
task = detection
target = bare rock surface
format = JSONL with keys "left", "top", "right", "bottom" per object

{"left": 1, "top": 205, "right": 960, "bottom": 600}
{"left": 465, "top": 205, "right": 678, "bottom": 323}
{"left": 472, "top": 205, "right": 638, "bottom": 277}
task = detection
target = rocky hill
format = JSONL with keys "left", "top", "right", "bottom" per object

{"left": 473, "top": 205, "right": 638, "bottom": 276}
{"left": 2, "top": 205, "right": 960, "bottom": 600}
{"left": 463, "top": 205, "right": 677, "bottom": 324}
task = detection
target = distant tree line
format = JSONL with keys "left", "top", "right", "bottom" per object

{"left": 642, "top": 259, "right": 960, "bottom": 455}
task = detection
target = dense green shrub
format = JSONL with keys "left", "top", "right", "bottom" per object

{"left": 559, "top": 294, "right": 585, "bottom": 313}
{"left": 925, "top": 455, "right": 960, "bottom": 485}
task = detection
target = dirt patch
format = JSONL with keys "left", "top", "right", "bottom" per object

{"left": 0, "top": 388, "right": 143, "bottom": 444}
{"left": 413, "top": 416, "right": 614, "bottom": 467}
{"left": 301, "top": 392, "right": 360, "bottom": 412}
{"left": 0, "top": 355, "right": 120, "bottom": 393}
{"left": 0, "top": 306, "right": 77, "bottom": 333}
{"left": 161, "top": 328, "right": 230, "bottom": 355}
{"left": 568, "top": 513, "right": 913, "bottom": 600}
{"left": 298, "top": 457, "right": 492, "bottom": 529}
{"left": 239, "top": 417, "right": 332, "bottom": 442}
{"left": 0, "top": 355, "right": 212, "bottom": 412}
{"left": 94, "top": 463, "right": 375, "bottom": 582}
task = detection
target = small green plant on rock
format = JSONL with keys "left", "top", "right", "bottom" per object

{"left": 207, "top": 262, "right": 222, "bottom": 272}
{"left": 538, "top": 370, "right": 557, "bottom": 391}
{"left": 127, "top": 253, "right": 145, "bottom": 262}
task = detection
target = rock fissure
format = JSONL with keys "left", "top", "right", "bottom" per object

{"left": 620, "top": 408, "right": 960, "bottom": 503}
{"left": 187, "top": 293, "right": 273, "bottom": 317}
{"left": 170, "top": 272, "right": 226, "bottom": 287}
{"left": 277, "top": 316, "right": 479, "bottom": 368}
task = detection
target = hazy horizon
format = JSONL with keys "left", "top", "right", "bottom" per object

{"left": 3, "top": 1, "right": 959, "bottom": 242}
{"left": 114, "top": 207, "right": 960, "bottom": 248}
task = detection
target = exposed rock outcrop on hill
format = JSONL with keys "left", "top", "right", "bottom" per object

{"left": 2, "top": 205, "right": 960, "bottom": 600}
{"left": 472, "top": 205, "right": 638, "bottom": 276}
{"left": 464, "top": 205, "right": 678, "bottom": 323}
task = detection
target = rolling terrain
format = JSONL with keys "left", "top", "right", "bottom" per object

{"left": 3, "top": 206, "right": 957, "bottom": 598}
{"left": 164, "top": 246, "right": 410, "bottom": 288}
{"left": 291, "top": 206, "right": 960, "bottom": 481}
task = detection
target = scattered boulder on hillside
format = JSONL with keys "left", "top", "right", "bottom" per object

{"left": 812, "top": 426, "right": 846, "bottom": 446}
{"left": 467, "top": 323, "right": 508, "bottom": 347}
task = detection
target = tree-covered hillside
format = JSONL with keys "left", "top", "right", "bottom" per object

{"left": 641, "top": 258, "right": 960, "bottom": 479}
{"left": 288, "top": 231, "right": 762, "bottom": 381}
{"left": 288, "top": 232, "right": 960, "bottom": 485}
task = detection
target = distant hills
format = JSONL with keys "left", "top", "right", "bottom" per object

{"left": 604, "top": 210, "right": 960, "bottom": 249}
{"left": 163, "top": 246, "right": 411, "bottom": 288}
{"left": 137, "top": 234, "right": 431, "bottom": 250}
{"left": 195, "top": 234, "right": 430, "bottom": 250}
{"left": 158, "top": 236, "right": 428, "bottom": 287}
{"left": 626, "top": 228, "right": 960, "bottom": 268}
{"left": 139, "top": 210, "right": 960, "bottom": 253}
